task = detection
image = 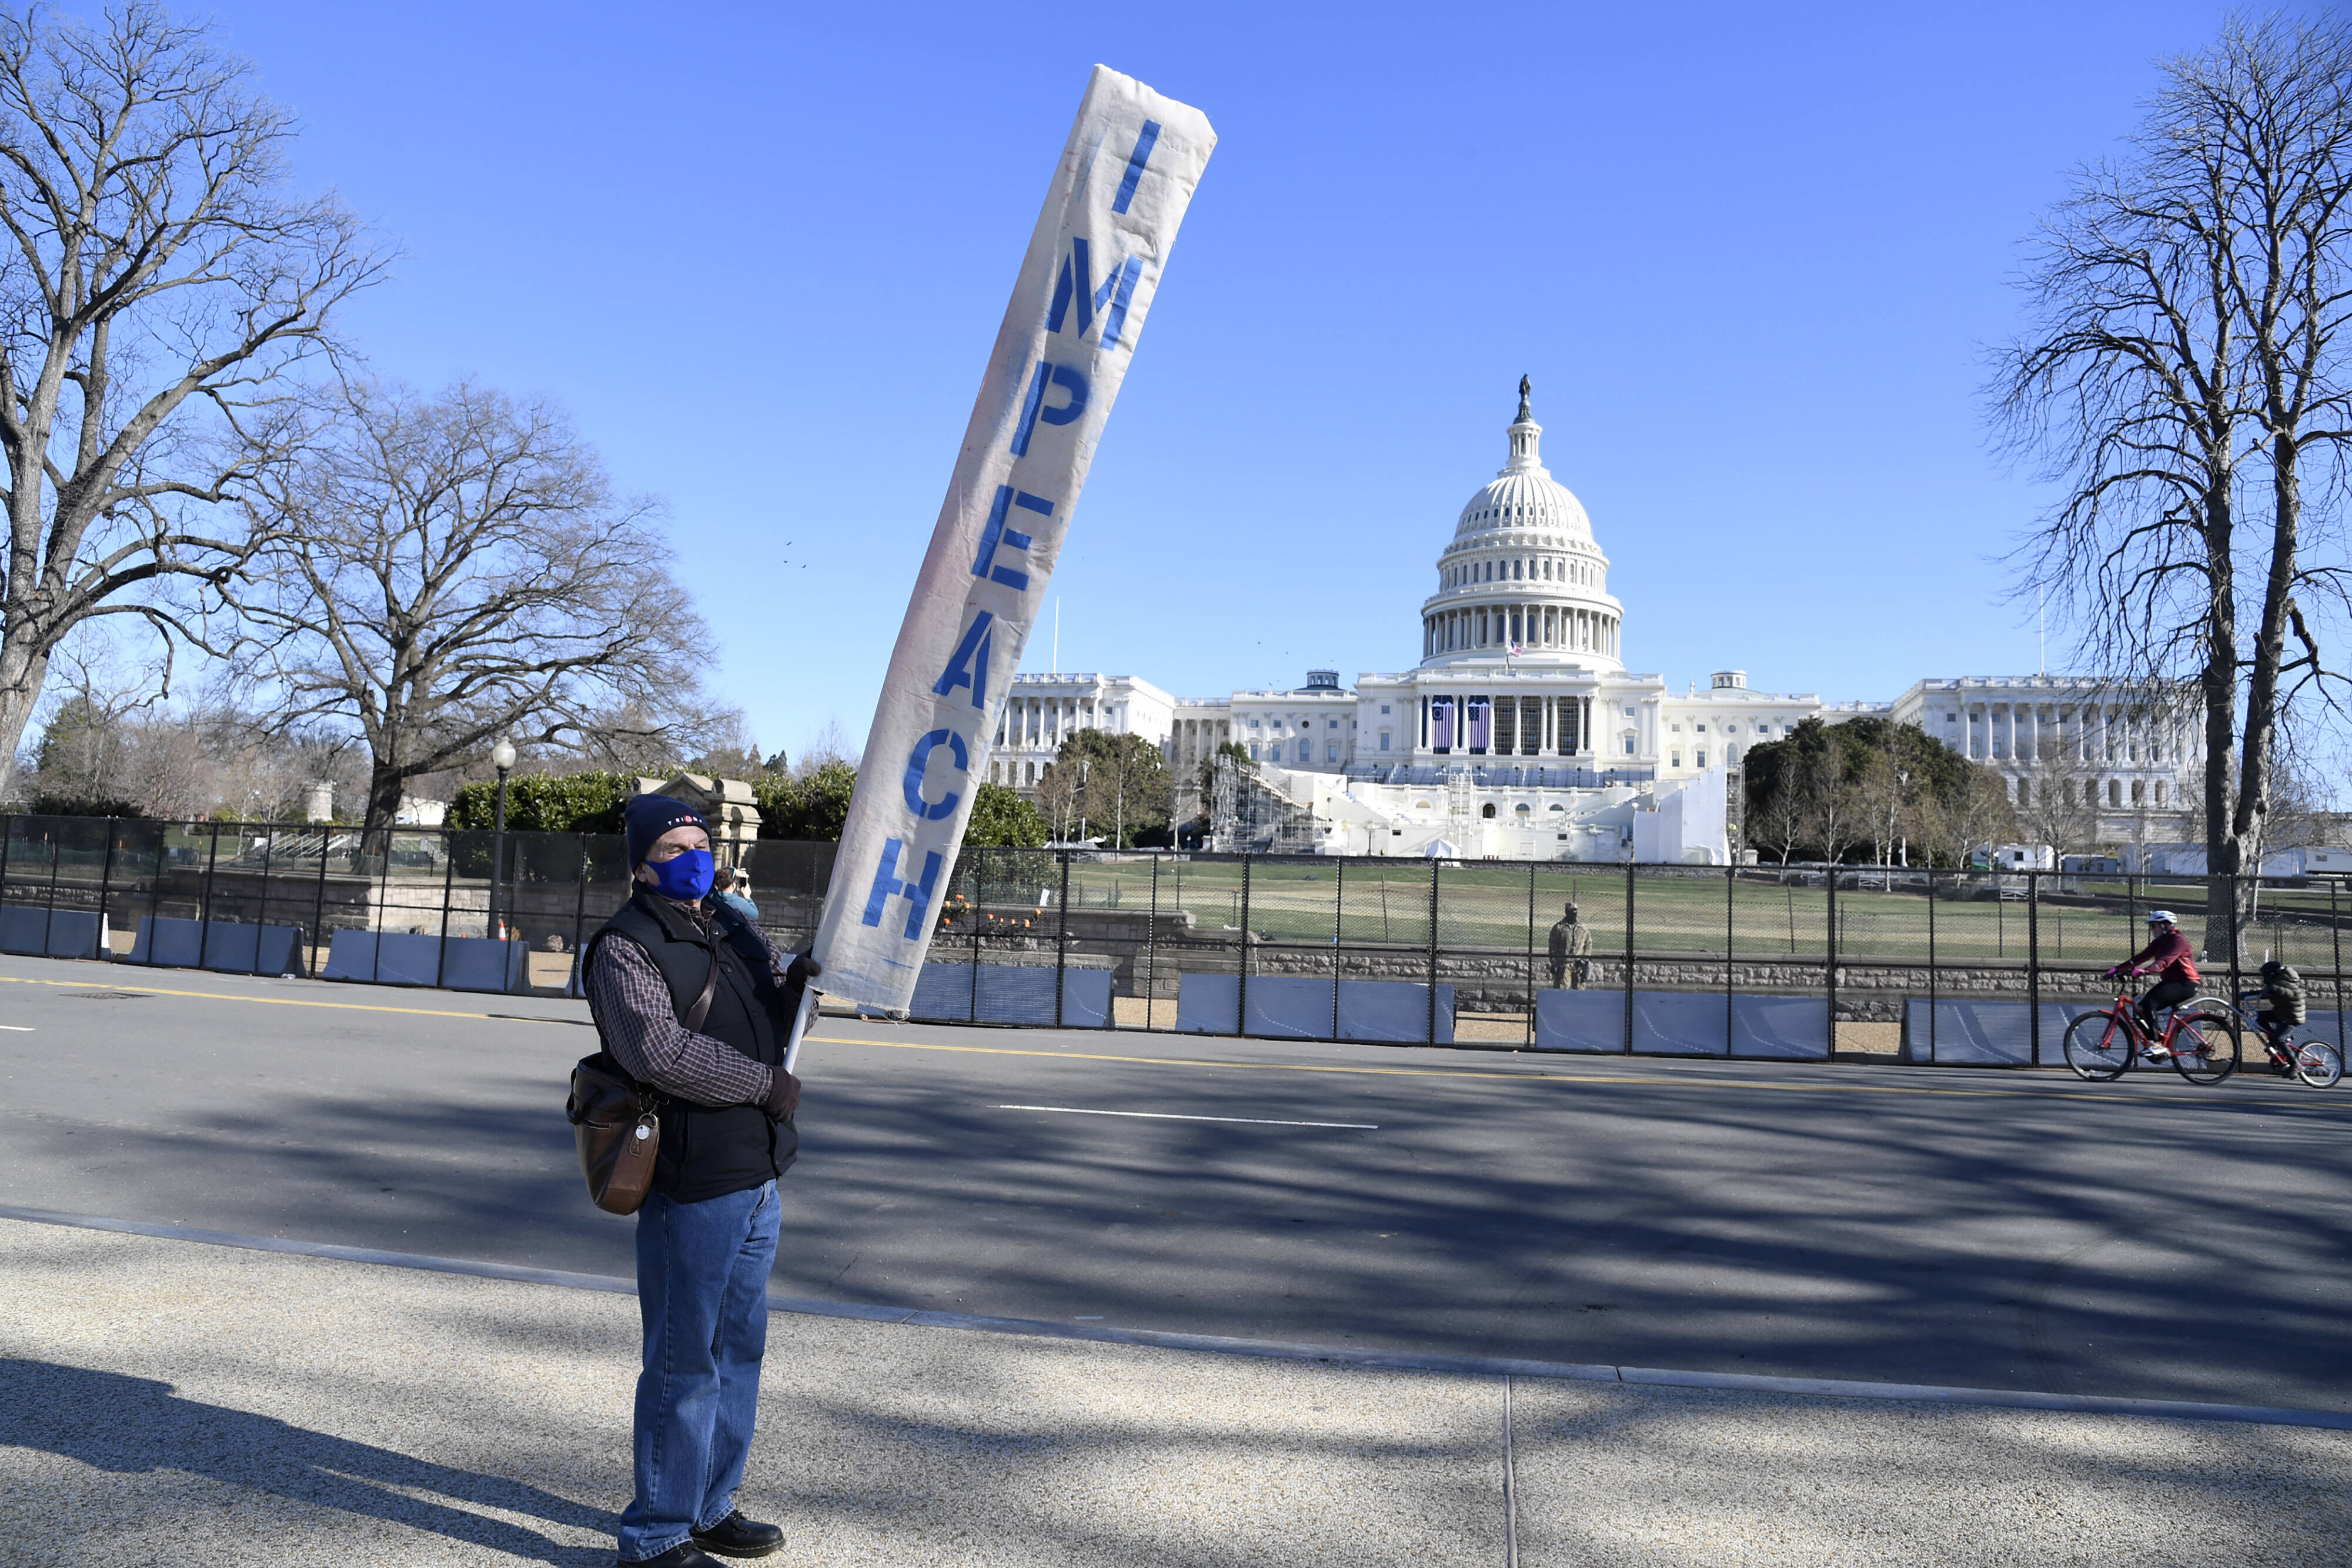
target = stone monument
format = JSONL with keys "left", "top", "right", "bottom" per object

{"left": 639, "top": 774, "right": 764, "bottom": 867}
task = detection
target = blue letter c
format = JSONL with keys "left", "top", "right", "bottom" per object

{"left": 902, "top": 729, "right": 970, "bottom": 821}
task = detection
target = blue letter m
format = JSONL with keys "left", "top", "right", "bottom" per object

{"left": 1045, "top": 238, "right": 1142, "bottom": 348}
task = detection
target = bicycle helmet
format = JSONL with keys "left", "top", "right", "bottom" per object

{"left": 2144, "top": 909, "right": 2178, "bottom": 924}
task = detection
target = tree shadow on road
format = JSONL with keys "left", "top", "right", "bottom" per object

{"left": 0, "top": 1358, "right": 614, "bottom": 1564}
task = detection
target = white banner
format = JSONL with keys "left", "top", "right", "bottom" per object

{"left": 808, "top": 66, "right": 1215, "bottom": 1014}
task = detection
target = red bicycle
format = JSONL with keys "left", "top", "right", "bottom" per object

{"left": 2062, "top": 972, "right": 2241, "bottom": 1085}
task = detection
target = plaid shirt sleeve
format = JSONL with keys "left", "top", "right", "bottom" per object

{"left": 584, "top": 932, "right": 776, "bottom": 1108}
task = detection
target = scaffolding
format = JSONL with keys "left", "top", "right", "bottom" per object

{"left": 1208, "top": 757, "right": 1322, "bottom": 854}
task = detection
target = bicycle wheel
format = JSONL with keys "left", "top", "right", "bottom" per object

{"left": 2293, "top": 1038, "right": 2344, "bottom": 1089}
{"left": 2170, "top": 1011, "right": 2240, "bottom": 1085}
{"left": 2063, "top": 1010, "right": 2134, "bottom": 1081}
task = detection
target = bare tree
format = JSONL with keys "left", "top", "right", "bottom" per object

{"left": 1809, "top": 752, "right": 1865, "bottom": 866}
{"left": 18, "top": 659, "right": 364, "bottom": 820}
{"left": 1033, "top": 753, "right": 1080, "bottom": 842}
{"left": 1034, "top": 729, "right": 1170, "bottom": 848}
{"left": 14, "top": 637, "right": 142, "bottom": 803}
{"left": 2014, "top": 739, "right": 2105, "bottom": 861}
{"left": 0, "top": 3, "right": 381, "bottom": 800}
{"left": 1852, "top": 747, "right": 1917, "bottom": 875}
{"left": 1917, "top": 765, "right": 2020, "bottom": 871}
{"left": 231, "top": 379, "right": 714, "bottom": 829}
{"left": 794, "top": 716, "right": 861, "bottom": 774}
{"left": 2256, "top": 743, "right": 2336, "bottom": 850}
{"left": 1996, "top": 16, "right": 2352, "bottom": 950}
{"left": 570, "top": 694, "right": 742, "bottom": 780}
{"left": 1748, "top": 763, "right": 1809, "bottom": 867}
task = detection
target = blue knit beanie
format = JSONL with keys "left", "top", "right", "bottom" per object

{"left": 624, "top": 793, "right": 708, "bottom": 868}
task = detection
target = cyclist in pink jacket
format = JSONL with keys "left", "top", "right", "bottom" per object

{"left": 2107, "top": 910, "right": 2201, "bottom": 1056}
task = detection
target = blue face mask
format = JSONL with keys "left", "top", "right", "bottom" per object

{"left": 647, "top": 847, "right": 715, "bottom": 902}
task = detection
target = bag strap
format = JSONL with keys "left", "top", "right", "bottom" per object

{"left": 634, "top": 890, "right": 727, "bottom": 1034}
{"left": 602, "top": 892, "right": 727, "bottom": 1034}
{"left": 683, "top": 945, "right": 723, "bottom": 1032}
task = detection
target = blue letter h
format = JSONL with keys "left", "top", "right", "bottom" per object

{"left": 860, "top": 838, "right": 945, "bottom": 941}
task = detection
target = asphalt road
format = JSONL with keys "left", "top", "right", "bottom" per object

{"left": 3, "top": 951, "right": 2347, "bottom": 1412}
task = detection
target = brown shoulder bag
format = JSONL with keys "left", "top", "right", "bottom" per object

{"left": 568, "top": 941, "right": 723, "bottom": 1215}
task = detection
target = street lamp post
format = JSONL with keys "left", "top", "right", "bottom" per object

{"left": 490, "top": 738, "right": 517, "bottom": 941}
{"left": 1885, "top": 767, "right": 1910, "bottom": 888}
{"left": 1896, "top": 768, "right": 1911, "bottom": 868}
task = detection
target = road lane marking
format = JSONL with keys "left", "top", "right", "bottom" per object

{"left": 0, "top": 1024, "right": 32, "bottom": 1031}
{"left": 0, "top": 973, "right": 559, "bottom": 1022}
{"left": 0, "top": 969, "right": 2334, "bottom": 1118}
{"left": 995, "top": 1104, "right": 1378, "bottom": 1129}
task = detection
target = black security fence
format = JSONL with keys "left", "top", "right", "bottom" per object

{"left": 900, "top": 848, "right": 2352, "bottom": 1065}
{"left": 1, "top": 812, "right": 2343, "bottom": 1066}
{"left": 0, "top": 815, "right": 837, "bottom": 996}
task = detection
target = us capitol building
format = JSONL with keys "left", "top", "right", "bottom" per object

{"left": 987, "top": 382, "right": 2199, "bottom": 862}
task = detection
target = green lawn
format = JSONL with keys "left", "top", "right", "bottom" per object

{"left": 988, "top": 854, "right": 2351, "bottom": 972}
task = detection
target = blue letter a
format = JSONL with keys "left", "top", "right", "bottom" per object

{"left": 933, "top": 610, "right": 993, "bottom": 710}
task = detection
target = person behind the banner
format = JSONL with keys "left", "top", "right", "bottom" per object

{"left": 716, "top": 867, "right": 760, "bottom": 922}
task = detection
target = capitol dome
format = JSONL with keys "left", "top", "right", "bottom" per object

{"left": 1419, "top": 379, "right": 1622, "bottom": 671}
{"left": 1454, "top": 464, "right": 1593, "bottom": 542}
{"left": 1452, "top": 383, "right": 1593, "bottom": 543}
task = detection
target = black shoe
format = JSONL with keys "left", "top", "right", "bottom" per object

{"left": 620, "top": 1544, "right": 724, "bottom": 1567}
{"left": 691, "top": 1512, "right": 784, "bottom": 1559}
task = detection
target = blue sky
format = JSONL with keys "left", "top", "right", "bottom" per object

{"left": 197, "top": 0, "right": 2241, "bottom": 763}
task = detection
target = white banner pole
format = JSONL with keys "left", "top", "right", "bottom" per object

{"left": 781, "top": 988, "right": 817, "bottom": 1078}
{"left": 789, "top": 67, "right": 1214, "bottom": 1064}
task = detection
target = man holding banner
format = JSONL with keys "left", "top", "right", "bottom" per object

{"left": 592, "top": 67, "right": 1212, "bottom": 1567}
{"left": 588, "top": 795, "right": 816, "bottom": 1566}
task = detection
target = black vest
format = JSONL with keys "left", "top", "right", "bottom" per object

{"left": 590, "top": 889, "right": 797, "bottom": 1202}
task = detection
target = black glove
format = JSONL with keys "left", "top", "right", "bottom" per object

{"left": 761, "top": 1066, "right": 801, "bottom": 1122}
{"left": 780, "top": 950, "right": 821, "bottom": 1017}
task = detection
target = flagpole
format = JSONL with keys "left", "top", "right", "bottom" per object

{"left": 781, "top": 988, "right": 818, "bottom": 1078}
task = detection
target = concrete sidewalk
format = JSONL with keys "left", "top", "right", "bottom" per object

{"left": 4, "top": 1219, "right": 2349, "bottom": 1566}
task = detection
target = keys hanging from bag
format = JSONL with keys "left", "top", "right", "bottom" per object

{"left": 566, "top": 941, "right": 722, "bottom": 1215}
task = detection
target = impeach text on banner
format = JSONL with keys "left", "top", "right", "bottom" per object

{"left": 809, "top": 66, "right": 1215, "bottom": 1012}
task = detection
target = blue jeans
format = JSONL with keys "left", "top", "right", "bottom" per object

{"left": 617, "top": 1180, "right": 780, "bottom": 1562}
